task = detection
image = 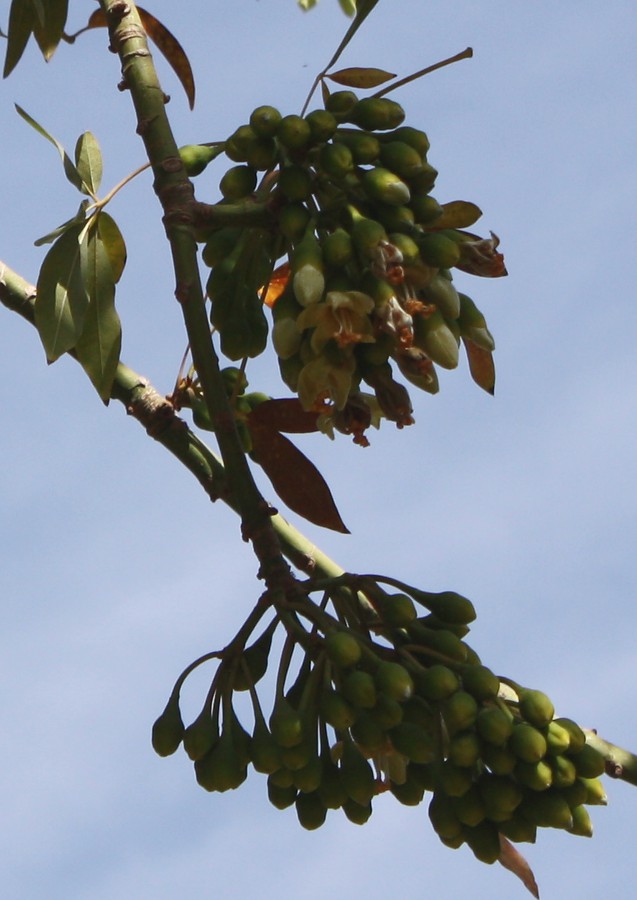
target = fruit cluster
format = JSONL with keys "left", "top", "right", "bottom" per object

{"left": 152, "top": 573, "right": 606, "bottom": 864}
{"left": 196, "top": 90, "right": 505, "bottom": 444}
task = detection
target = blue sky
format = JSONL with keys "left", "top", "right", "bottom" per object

{"left": 1, "top": 2, "right": 636, "bottom": 898}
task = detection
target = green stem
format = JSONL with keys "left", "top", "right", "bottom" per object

{"left": 584, "top": 731, "right": 637, "bottom": 788}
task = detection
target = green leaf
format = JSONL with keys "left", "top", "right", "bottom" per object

{"left": 15, "top": 103, "right": 85, "bottom": 193}
{"left": 3, "top": 0, "right": 35, "bottom": 78}
{"left": 35, "top": 223, "right": 88, "bottom": 361}
{"left": 96, "top": 212, "right": 126, "bottom": 284}
{"left": 34, "top": 200, "right": 89, "bottom": 246}
{"left": 432, "top": 201, "right": 483, "bottom": 230}
{"left": 327, "top": 66, "right": 395, "bottom": 89}
{"left": 74, "top": 132, "right": 102, "bottom": 197}
{"left": 32, "top": 0, "right": 68, "bottom": 62}
{"left": 74, "top": 228, "right": 122, "bottom": 403}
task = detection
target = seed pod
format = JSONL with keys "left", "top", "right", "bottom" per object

{"left": 441, "top": 691, "right": 479, "bottom": 737}
{"left": 183, "top": 708, "right": 218, "bottom": 761}
{"left": 408, "top": 589, "right": 476, "bottom": 625}
{"left": 476, "top": 706, "right": 514, "bottom": 746}
{"left": 269, "top": 698, "right": 304, "bottom": 748}
{"left": 362, "top": 167, "right": 410, "bottom": 206}
{"left": 571, "top": 743, "right": 606, "bottom": 779}
{"left": 347, "top": 97, "right": 406, "bottom": 131}
{"left": 518, "top": 689, "right": 555, "bottom": 728}
{"left": 374, "top": 661, "right": 414, "bottom": 702}
{"left": 452, "top": 785, "right": 486, "bottom": 827}
{"left": 305, "top": 108, "right": 338, "bottom": 142}
{"left": 249, "top": 104, "right": 282, "bottom": 138}
{"left": 417, "top": 664, "right": 460, "bottom": 702}
{"left": 342, "top": 798, "right": 373, "bottom": 824}
{"left": 267, "top": 777, "right": 297, "bottom": 809}
{"left": 508, "top": 722, "right": 548, "bottom": 763}
{"left": 464, "top": 821, "right": 501, "bottom": 864}
{"left": 296, "top": 790, "right": 328, "bottom": 829}
{"left": 417, "top": 232, "right": 461, "bottom": 269}
{"left": 569, "top": 804, "right": 593, "bottom": 837}
{"left": 457, "top": 293, "right": 495, "bottom": 351}
{"left": 340, "top": 738, "right": 376, "bottom": 805}
{"left": 342, "top": 670, "right": 377, "bottom": 709}
{"left": 151, "top": 693, "right": 185, "bottom": 757}
{"left": 219, "top": 164, "right": 257, "bottom": 200}
{"left": 413, "top": 309, "right": 459, "bottom": 369}
{"left": 320, "top": 688, "right": 356, "bottom": 730}
{"left": 461, "top": 665, "right": 500, "bottom": 702}
{"left": 178, "top": 143, "right": 220, "bottom": 176}
{"left": 389, "top": 721, "right": 436, "bottom": 764}
{"left": 277, "top": 114, "right": 312, "bottom": 150}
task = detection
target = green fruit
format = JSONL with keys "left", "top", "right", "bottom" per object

{"left": 325, "top": 631, "right": 362, "bottom": 668}
{"left": 519, "top": 790, "right": 573, "bottom": 830}
{"left": 342, "top": 798, "right": 373, "bottom": 824}
{"left": 379, "top": 141, "right": 424, "bottom": 180}
{"left": 269, "top": 698, "right": 304, "bottom": 748}
{"left": 581, "top": 776, "right": 607, "bottom": 806}
{"left": 250, "top": 719, "right": 282, "bottom": 774}
{"left": 245, "top": 136, "right": 278, "bottom": 171}
{"left": 374, "top": 592, "right": 417, "bottom": 627}
{"left": 322, "top": 228, "right": 353, "bottom": 268}
{"left": 374, "top": 661, "right": 414, "bottom": 702}
{"left": 318, "top": 141, "right": 354, "bottom": 179}
{"left": 319, "top": 760, "right": 349, "bottom": 809}
{"left": 413, "top": 309, "right": 459, "bottom": 369}
{"left": 480, "top": 743, "right": 516, "bottom": 776}
{"left": 342, "top": 670, "right": 377, "bottom": 709}
{"left": 417, "top": 232, "right": 461, "bottom": 269}
{"left": 551, "top": 754, "right": 577, "bottom": 789}
{"left": 268, "top": 767, "right": 295, "bottom": 788}
{"left": 401, "top": 697, "right": 435, "bottom": 730}
{"left": 448, "top": 730, "right": 481, "bottom": 768}
{"left": 320, "top": 689, "right": 356, "bottom": 730}
{"left": 178, "top": 143, "right": 219, "bottom": 176}
{"left": 439, "top": 760, "right": 474, "bottom": 798}
{"left": 278, "top": 164, "right": 313, "bottom": 201}
{"left": 280, "top": 737, "right": 315, "bottom": 771}
{"left": 380, "top": 126, "right": 430, "bottom": 157}
{"left": 571, "top": 743, "right": 606, "bottom": 778}
{"left": 409, "top": 589, "right": 476, "bottom": 625}
{"left": 417, "top": 664, "right": 460, "bottom": 701}
{"left": 267, "top": 777, "right": 297, "bottom": 809}
{"left": 452, "top": 786, "right": 486, "bottom": 827}
{"left": 296, "top": 791, "right": 328, "bottom": 829}
{"left": 233, "top": 621, "right": 276, "bottom": 690}
{"left": 370, "top": 694, "right": 404, "bottom": 730}
{"left": 497, "top": 815, "right": 537, "bottom": 844}
{"left": 324, "top": 90, "right": 359, "bottom": 118}
{"left": 553, "top": 717, "right": 586, "bottom": 754}
{"left": 407, "top": 623, "right": 468, "bottom": 662}
{"left": 421, "top": 271, "right": 461, "bottom": 319}
{"left": 409, "top": 163, "right": 438, "bottom": 194}
{"left": 429, "top": 791, "right": 464, "bottom": 840}
{"left": 225, "top": 124, "right": 257, "bottom": 163}
{"left": 390, "top": 770, "right": 427, "bottom": 807}
{"left": 545, "top": 720, "right": 572, "bottom": 755}
{"left": 293, "top": 756, "right": 323, "bottom": 793}
{"left": 362, "top": 167, "right": 410, "bottom": 206}
{"left": 514, "top": 759, "right": 553, "bottom": 792}
{"left": 409, "top": 194, "right": 444, "bottom": 225}
{"left": 151, "top": 694, "right": 184, "bottom": 757}
{"left": 464, "top": 821, "right": 501, "bottom": 864}
{"left": 194, "top": 728, "right": 247, "bottom": 792}
{"left": 183, "top": 708, "right": 218, "bottom": 761}
{"left": 569, "top": 804, "right": 593, "bottom": 837}
{"left": 333, "top": 128, "right": 381, "bottom": 164}
{"left": 305, "top": 108, "right": 338, "bottom": 142}
{"left": 202, "top": 226, "right": 243, "bottom": 268}
{"left": 479, "top": 773, "right": 523, "bottom": 817}
{"left": 518, "top": 689, "right": 555, "bottom": 728}
{"left": 374, "top": 203, "right": 415, "bottom": 232}
{"left": 476, "top": 706, "right": 514, "bottom": 746}
{"left": 457, "top": 293, "right": 495, "bottom": 351}
{"left": 561, "top": 778, "right": 588, "bottom": 809}
{"left": 348, "top": 97, "right": 405, "bottom": 131}
{"left": 340, "top": 738, "right": 376, "bottom": 805}
{"left": 387, "top": 232, "right": 420, "bottom": 266}
{"left": 351, "top": 216, "right": 387, "bottom": 257}
{"left": 389, "top": 721, "right": 435, "bottom": 764}
{"left": 441, "top": 691, "right": 479, "bottom": 736}
{"left": 278, "top": 202, "right": 311, "bottom": 242}
{"left": 509, "top": 723, "right": 548, "bottom": 763}
{"left": 277, "top": 114, "right": 312, "bottom": 150}
{"left": 461, "top": 666, "right": 500, "bottom": 702}
{"left": 219, "top": 164, "right": 257, "bottom": 200}
{"left": 249, "top": 105, "right": 282, "bottom": 137}
{"left": 350, "top": 712, "right": 386, "bottom": 752}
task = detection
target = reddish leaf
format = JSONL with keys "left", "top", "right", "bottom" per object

{"left": 248, "top": 398, "right": 319, "bottom": 434}
{"left": 327, "top": 66, "right": 395, "bottom": 89}
{"left": 262, "top": 263, "right": 290, "bottom": 308}
{"left": 498, "top": 836, "right": 540, "bottom": 899}
{"left": 82, "top": 7, "right": 195, "bottom": 109}
{"left": 462, "top": 337, "right": 495, "bottom": 395}
{"left": 248, "top": 422, "right": 348, "bottom": 533}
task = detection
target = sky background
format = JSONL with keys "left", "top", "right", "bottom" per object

{"left": 1, "top": 1, "right": 636, "bottom": 898}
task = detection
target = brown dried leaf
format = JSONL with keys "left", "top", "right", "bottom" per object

{"left": 262, "top": 263, "right": 290, "bottom": 308}
{"left": 327, "top": 66, "right": 395, "bottom": 89}
{"left": 248, "top": 421, "right": 348, "bottom": 533}
{"left": 498, "top": 836, "right": 540, "bottom": 899}
{"left": 462, "top": 337, "right": 495, "bottom": 395}
{"left": 248, "top": 398, "right": 319, "bottom": 434}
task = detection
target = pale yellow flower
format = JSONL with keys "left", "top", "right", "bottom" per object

{"left": 296, "top": 290, "right": 375, "bottom": 354}
{"left": 297, "top": 353, "right": 357, "bottom": 411}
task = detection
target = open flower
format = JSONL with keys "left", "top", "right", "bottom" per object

{"left": 296, "top": 290, "right": 375, "bottom": 354}
{"left": 297, "top": 352, "right": 357, "bottom": 411}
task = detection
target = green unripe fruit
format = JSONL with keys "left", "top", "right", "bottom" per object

{"left": 421, "top": 271, "right": 460, "bottom": 318}
{"left": 457, "top": 293, "right": 495, "bottom": 351}
{"left": 476, "top": 706, "right": 514, "bottom": 746}
{"left": 561, "top": 778, "right": 589, "bottom": 809}
{"left": 508, "top": 723, "right": 547, "bottom": 763}
{"left": 333, "top": 129, "right": 381, "bottom": 164}
{"left": 269, "top": 698, "right": 304, "bottom": 748}
{"left": 318, "top": 141, "right": 354, "bottom": 178}
{"left": 439, "top": 760, "right": 474, "bottom": 798}
{"left": 518, "top": 689, "right": 555, "bottom": 728}
{"left": 278, "top": 164, "right": 313, "bottom": 201}
{"left": 514, "top": 759, "right": 553, "bottom": 792}
{"left": 571, "top": 743, "right": 606, "bottom": 779}
{"left": 409, "top": 589, "right": 476, "bottom": 625}
{"left": 497, "top": 815, "right": 537, "bottom": 844}
{"left": 410, "top": 196, "right": 445, "bottom": 229}
{"left": 581, "top": 776, "right": 607, "bottom": 806}
{"left": 250, "top": 720, "right": 282, "bottom": 774}
{"left": 441, "top": 691, "right": 479, "bottom": 737}
{"left": 553, "top": 717, "right": 586, "bottom": 754}
{"left": 406, "top": 623, "right": 468, "bottom": 662}
{"left": 268, "top": 767, "right": 295, "bottom": 788}
{"left": 387, "top": 232, "right": 420, "bottom": 266}
{"left": 277, "top": 114, "right": 312, "bottom": 150}
{"left": 362, "top": 167, "right": 410, "bottom": 206}
{"left": 448, "top": 730, "right": 481, "bottom": 768}
{"left": 452, "top": 786, "right": 486, "bottom": 827}
{"left": 340, "top": 738, "right": 376, "bottom": 805}
{"left": 195, "top": 729, "right": 247, "bottom": 792}
{"left": 409, "top": 162, "right": 438, "bottom": 194}
{"left": 319, "top": 760, "right": 349, "bottom": 809}
{"left": 519, "top": 790, "right": 573, "bottom": 830}
{"left": 183, "top": 708, "right": 218, "bottom": 761}
{"left": 389, "top": 771, "right": 427, "bottom": 807}
{"left": 151, "top": 695, "right": 184, "bottom": 757}
{"left": 374, "top": 661, "right": 414, "bottom": 702}
{"left": 342, "top": 798, "right": 373, "bottom": 824}
{"left": 296, "top": 790, "right": 328, "bottom": 829}
{"left": 569, "top": 804, "right": 593, "bottom": 837}
{"left": 293, "top": 756, "right": 323, "bottom": 793}
{"left": 232, "top": 623, "right": 276, "bottom": 691}
{"left": 417, "top": 664, "right": 460, "bottom": 701}
{"left": 245, "top": 136, "right": 278, "bottom": 170}
{"left": 464, "top": 821, "right": 501, "bottom": 864}
{"left": 280, "top": 737, "right": 315, "bottom": 771}
{"left": 320, "top": 689, "right": 356, "bottom": 730}
{"left": 461, "top": 665, "right": 500, "bottom": 702}
{"left": 325, "top": 631, "right": 362, "bottom": 668}
{"left": 267, "top": 777, "right": 297, "bottom": 809}
{"left": 225, "top": 124, "right": 257, "bottom": 162}
{"left": 479, "top": 773, "right": 523, "bottom": 817}
{"left": 374, "top": 203, "right": 415, "bottom": 232}
{"left": 389, "top": 721, "right": 435, "bottom": 764}
{"left": 550, "top": 754, "right": 577, "bottom": 789}
{"left": 429, "top": 792, "right": 464, "bottom": 840}
{"left": 480, "top": 743, "right": 516, "bottom": 776}
{"left": 379, "top": 141, "right": 424, "bottom": 180}
{"left": 219, "top": 164, "right": 257, "bottom": 200}
{"left": 202, "top": 227, "right": 243, "bottom": 268}
{"left": 350, "top": 712, "right": 386, "bottom": 752}
{"left": 249, "top": 105, "right": 282, "bottom": 137}
{"left": 322, "top": 228, "right": 354, "bottom": 268}
{"left": 401, "top": 697, "right": 435, "bottom": 730}
{"left": 545, "top": 720, "right": 572, "bottom": 755}
{"left": 374, "top": 592, "right": 417, "bottom": 627}
{"left": 417, "top": 232, "right": 461, "bottom": 269}
{"left": 413, "top": 309, "right": 460, "bottom": 368}
{"left": 278, "top": 202, "right": 311, "bottom": 242}
{"left": 348, "top": 97, "right": 405, "bottom": 131}
{"left": 371, "top": 694, "right": 404, "bottom": 730}
{"left": 380, "top": 126, "right": 430, "bottom": 157}
{"left": 351, "top": 216, "right": 387, "bottom": 257}
{"left": 342, "top": 669, "right": 377, "bottom": 709}
{"left": 324, "top": 90, "right": 359, "bottom": 118}
{"left": 178, "top": 143, "right": 219, "bottom": 176}
{"left": 305, "top": 108, "right": 338, "bottom": 142}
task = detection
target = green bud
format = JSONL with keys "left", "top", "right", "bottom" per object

{"left": 452, "top": 786, "right": 486, "bottom": 827}
{"left": 448, "top": 730, "right": 481, "bottom": 768}
{"left": 250, "top": 719, "right": 282, "bottom": 774}
{"left": 249, "top": 105, "right": 282, "bottom": 138}
{"left": 269, "top": 698, "right": 304, "bottom": 748}
{"left": 319, "top": 141, "right": 354, "bottom": 178}
{"left": 417, "top": 664, "right": 460, "bottom": 702}
{"left": 342, "top": 670, "right": 377, "bottom": 709}
{"left": 219, "top": 164, "right": 257, "bottom": 200}
{"left": 417, "top": 232, "right": 461, "bottom": 269}
{"left": 476, "top": 706, "right": 514, "bottom": 746}
{"left": 151, "top": 693, "right": 184, "bottom": 757}
{"left": 305, "top": 108, "right": 338, "bottom": 142}
{"left": 461, "top": 665, "right": 500, "bottom": 702}
{"left": 267, "top": 777, "right": 297, "bottom": 809}
{"left": 277, "top": 114, "right": 312, "bottom": 150}
{"left": 429, "top": 791, "right": 464, "bottom": 840}
{"left": 408, "top": 589, "right": 476, "bottom": 625}
{"left": 514, "top": 759, "right": 553, "bottom": 792}
{"left": 340, "top": 738, "right": 376, "bottom": 805}
{"left": 571, "top": 743, "right": 606, "bottom": 779}
{"left": 362, "top": 167, "right": 411, "bottom": 206}
{"left": 183, "top": 708, "right": 218, "bottom": 761}
{"left": 374, "top": 661, "right": 414, "bottom": 702}
{"left": 464, "top": 821, "right": 501, "bottom": 864}
{"left": 389, "top": 721, "right": 436, "bottom": 764}
{"left": 519, "top": 789, "right": 573, "bottom": 830}
{"left": 379, "top": 140, "right": 425, "bottom": 180}
{"left": 518, "top": 689, "right": 555, "bottom": 728}
{"left": 413, "top": 309, "right": 459, "bottom": 370}
{"left": 320, "top": 689, "right": 356, "bottom": 730}
{"left": 508, "top": 722, "right": 548, "bottom": 763}
{"left": 325, "top": 631, "right": 362, "bottom": 668}
{"left": 569, "top": 804, "right": 593, "bottom": 837}
{"left": 347, "top": 97, "right": 405, "bottom": 131}
{"left": 324, "top": 90, "right": 359, "bottom": 119}
{"left": 441, "top": 691, "right": 479, "bottom": 737}
{"left": 342, "top": 798, "right": 373, "bottom": 824}
{"left": 178, "top": 143, "right": 219, "bottom": 176}
{"left": 296, "top": 791, "right": 328, "bottom": 829}
{"left": 553, "top": 717, "right": 586, "bottom": 754}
